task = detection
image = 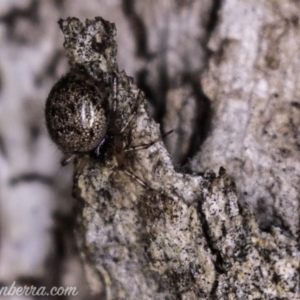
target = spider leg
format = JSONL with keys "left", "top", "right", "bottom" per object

{"left": 110, "top": 73, "right": 144, "bottom": 135}
{"left": 112, "top": 76, "right": 118, "bottom": 112}
{"left": 108, "top": 75, "right": 124, "bottom": 135}
{"left": 124, "top": 129, "right": 173, "bottom": 152}
{"left": 124, "top": 167, "right": 169, "bottom": 195}
{"left": 74, "top": 155, "right": 89, "bottom": 179}
{"left": 61, "top": 153, "right": 76, "bottom": 166}
{"left": 115, "top": 167, "right": 161, "bottom": 192}
{"left": 120, "top": 91, "right": 144, "bottom": 134}
{"left": 123, "top": 169, "right": 148, "bottom": 188}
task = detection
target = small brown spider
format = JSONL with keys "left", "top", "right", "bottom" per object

{"left": 45, "top": 68, "right": 172, "bottom": 186}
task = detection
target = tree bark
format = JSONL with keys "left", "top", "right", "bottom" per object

{"left": 66, "top": 14, "right": 299, "bottom": 300}
{"left": 0, "top": 1, "right": 299, "bottom": 299}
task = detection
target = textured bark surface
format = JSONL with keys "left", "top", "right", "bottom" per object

{"left": 65, "top": 15, "right": 299, "bottom": 300}
{"left": 0, "top": 1, "right": 299, "bottom": 299}
{"left": 191, "top": 0, "right": 300, "bottom": 238}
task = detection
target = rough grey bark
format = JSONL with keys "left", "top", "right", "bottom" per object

{"left": 62, "top": 16, "right": 299, "bottom": 300}
{"left": 191, "top": 0, "right": 300, "bottom": 237}
{"left": 0, "top": 1, "right": 299, "bottom": 300}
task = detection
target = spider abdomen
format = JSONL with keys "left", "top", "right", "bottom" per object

{"left": 45, "top": 72, "right": 108, "bottom": 153}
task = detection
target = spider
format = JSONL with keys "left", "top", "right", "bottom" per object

{"left": 45, "top": 68, "right": 172, "bottom": 187}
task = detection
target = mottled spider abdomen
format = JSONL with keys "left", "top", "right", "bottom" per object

{"left": 45, "top": 72, "right": 108, "bottom": 153}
